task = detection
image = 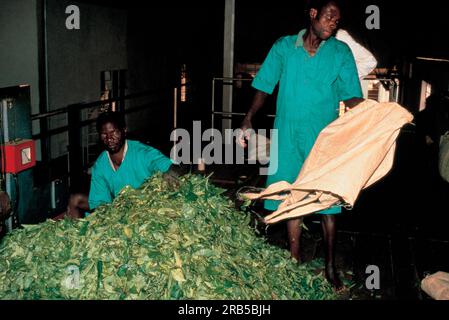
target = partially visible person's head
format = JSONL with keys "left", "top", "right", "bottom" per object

{"left": 96, "top": 111, "right": 127, "bottom": 154}
{"left": 307, "top": 0, "right": 341, "bottom": 40}
{"left": 235, "top": 72, "right": 253, "bottom": 89}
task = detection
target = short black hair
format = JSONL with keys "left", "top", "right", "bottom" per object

{"left": 308, "top": 0, "right": 341, "bottom": 13}
{"left": 96, "top": 111, "right": 126, "bottom": 133}
{"left": 306, "top": 0, "right": 343, "bottom": 22}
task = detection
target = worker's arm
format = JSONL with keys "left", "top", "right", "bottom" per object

{"left": 336, "top": 43, "right": 364, "bottom": 111}
{"left": 140, "top": 143, "right": 182, "bottom": 187}
{"left": 237, "top": 37, "right": 286, "bottom": 148}
{"left": 238, "top": 90, "right": 268, "bottom": 148}
{"left": 144, "top": 145, "right": 173, "bottom": 175}
{"left": 88, "top": 167, "right": 113, "bottom": 211}
{"left": 0, "top": 192, "right": 11, "bottom": 222}
{"left": 162, "top": 164, "right": 187, "bottom": 187}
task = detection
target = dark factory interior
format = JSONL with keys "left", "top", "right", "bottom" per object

{"left": 1, "top": 0, "right": 448, "bottom": 301}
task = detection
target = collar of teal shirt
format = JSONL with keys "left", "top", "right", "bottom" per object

{"left": 106, "top": 139, "right": 129, "bottom": 172}
{"left": 295, "top": 28, "right": 328, "bottom": 49}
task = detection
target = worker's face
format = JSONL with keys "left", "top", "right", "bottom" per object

{"left": 310, "top": 3, "right": 340, "bottom": 40}
{"left": 100, "top": 122, "right": 126, "bottom": 154}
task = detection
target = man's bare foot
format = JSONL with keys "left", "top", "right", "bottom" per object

{"left": 325, "top": 264, "right": 345, "bottom": 292}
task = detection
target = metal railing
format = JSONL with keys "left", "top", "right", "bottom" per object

{"left": 211, "top": 76, "right": 401, "bottom": 131}
{"left": 211, "top": 77, "right": 276, "bottom": 131}
{"left": 30, "top": 87, "right": 176, "bottom": 188}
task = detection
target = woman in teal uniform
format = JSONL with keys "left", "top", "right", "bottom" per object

{"left": 238, "top": 0, "right": 363, "bottom": 290}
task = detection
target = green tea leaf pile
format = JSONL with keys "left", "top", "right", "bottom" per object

{"left": 0, "top": 174, "right": 336, "bottom": 299}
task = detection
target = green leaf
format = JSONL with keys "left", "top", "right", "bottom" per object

{"left": 96, "top": 260, "right": 103, "bottom": 291}
{"left": 79, "top": 221, "right": 90, "bottom": 236}
{"left": 116, "top": 265, "right": 128, "bottom": 277}
{"left": 171, "top": 269, "right": 186, "bottom": 283}
{"left": 0, "top": 174, "right": 339, "bottom": 300}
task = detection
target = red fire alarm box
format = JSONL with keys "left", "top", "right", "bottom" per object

{"left": 1, "top": 139, "right": 36, "bottom": 174}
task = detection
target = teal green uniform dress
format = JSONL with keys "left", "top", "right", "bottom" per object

{"left": 252, "top": 29, "right": 362, "bottom": 213}
{"left": 88, "top": 139, "right": 173, "bottom": 211}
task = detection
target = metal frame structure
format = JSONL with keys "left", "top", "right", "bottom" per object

{"left": 211, "top": 77, "right": 275, "bottom": 131}
{"left": 211, "top": 76, "right": 401, "bottom": 132}
{"left": 30, "top": 88, "right": 174, "bottom": 189}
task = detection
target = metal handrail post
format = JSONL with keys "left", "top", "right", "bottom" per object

{"left": 211, "top": 78, "right": 215, "bottom": 131}
{"left": 67, "top": 104, "right": 82, "bottom": 189}
{"left": 173, "top": 87, "right": 178, "bottom": 151}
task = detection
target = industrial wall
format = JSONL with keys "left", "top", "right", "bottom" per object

{"left": 0, "top": 0, "right": 40, "bottom": 123}
{"left": 126, "top": 3, "right": 224, "bottom": 153}
{"left": 45, "top": 0, "right": 128, "bottom": 159}
{"left": 0, "top": 0, "right": 128, "bottom": 223}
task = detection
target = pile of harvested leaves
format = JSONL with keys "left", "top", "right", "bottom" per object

{"left": 0, "top": 174, "right": 337, "bottom": 299}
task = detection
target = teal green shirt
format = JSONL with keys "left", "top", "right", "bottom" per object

{"left": 252, "top": 29, "right": 362, "bottom": 125}
{"left": 88, "top": 140, "right": 172, "bottom": 210}
{"left": 254, "top": 30, "right": 362, "bottom": 213}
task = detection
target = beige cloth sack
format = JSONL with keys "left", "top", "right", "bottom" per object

{"left": 421, "top": 271, "right": 449, "bottom": 300}
{"left": 247, "top": 133, "right": 271, "bottom": 163}
{"left": 243, "top": 99, "right": 413, "bottom": 224}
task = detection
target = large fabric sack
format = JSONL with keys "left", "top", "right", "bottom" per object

{"left": 247, "top": 133, "right": 271, "bottom": 163}
{"left": 243, "top": 99, "right": 413, "bottom": 224}
{"left": 421, "top": 271, "right": 449, "bottom": 300}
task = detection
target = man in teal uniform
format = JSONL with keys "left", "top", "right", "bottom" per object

{"left": 238, "top": 0, "right": 363, "bottom": 290}
{"left": 67, "top": 111, "right": 180, "bottom": 218}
